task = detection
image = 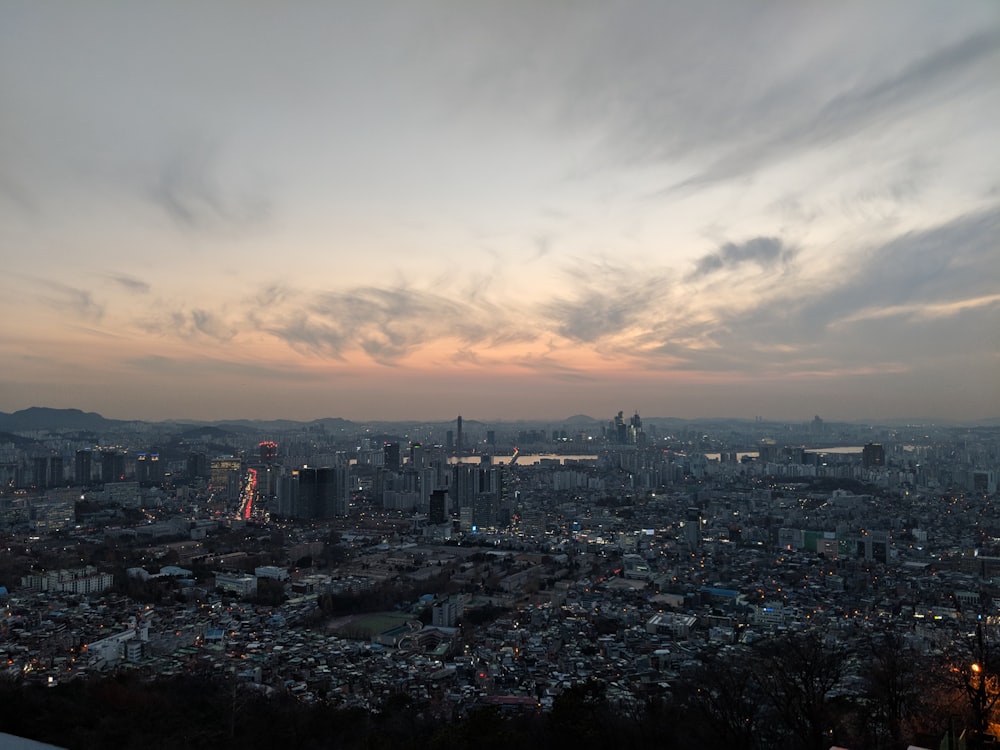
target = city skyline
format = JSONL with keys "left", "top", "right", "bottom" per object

{"left": 2, "top": 2, "right": 998, "bottom": 423}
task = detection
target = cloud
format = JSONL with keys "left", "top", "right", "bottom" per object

{"left": 804, "top": 205, "right": 1000, "bottom": 329}
{"left": 547, "top": 292, "right": 638, "bottom": 343}
{"left": 107, "top": 274, "right": 151, "bottom": 294}
{"left": 177, "top": 308, "right": 235, "bottom": 341}
{"left": 689, "top": 237, "right": 793, "bottom": 279}
{"left": 139, "top": 306, "right": 236, "bottom": 341}
{"left": 265, "top": 285, "right": 500, "bottom": 364}
{"left": 543, "top": 259, "right": 670, "bottom": 343}
{"left": 147, "top": 139, "right": 271, "bottom": 232}
{"left": 662, "top": 206, "right": 1000, "bottom": 374}
{"left": 669, "top": 29, "right": 999, "bottom": 191}
{"left": 33, "top": 280, "right": 104, "bottom": 321}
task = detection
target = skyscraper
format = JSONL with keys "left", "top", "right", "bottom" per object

{"left": 456, "top": 415, "right": 463, "bottom": 452}
{"left": 429, "top": 489, "right": 447, "bottom": 525}
{"left": 31, "top": 456, "right": 49, "bottom": 488}
{"left": 862, "top": 443, "right": 885, "bottom": 469}
{"left": 383, "top": 442, "right": 401, "bottom": 471}
{"left": 101, "top": 450, "right": 126, "bottom": 484}
{"left": 135, "top": 451, "right": 163, "bottom": 486}
{"left": 187, "top": 452, "right": 208, "bottom": 479}
{"left": 75, "top": 449, "right": 93, "bottom": 486}
{"left": 684, "top": 507, "right": 702, "bottom": 548}
{"left": 210, "top": 456, "right": 243, "bottom": 502}
{"left": 293, "top": 466, "right": 349, "bottom": 519}
{"left": 259, "top": 441, "right": 278, "bottom": 462}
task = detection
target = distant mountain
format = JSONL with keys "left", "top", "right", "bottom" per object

{"left": 0, "top": 407, "right": 130, "bottom": 433}
{"left": 564, "top": 414, "right": 599, "bottom": 424}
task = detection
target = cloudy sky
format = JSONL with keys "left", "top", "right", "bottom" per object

{"left": 2, "top": 1, "right": 998, "bottom": 423}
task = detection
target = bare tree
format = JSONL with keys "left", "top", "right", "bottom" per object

{"left": 753, "top": 630, "right": 848, "bottom": 750}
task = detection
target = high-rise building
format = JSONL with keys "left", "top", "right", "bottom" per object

{"left": 429, "top": 489, "right": 448, "bottom": 525}
{"left": 284, "top": 466, "right": 349, "bottom": 520}
{"left": 135, "top": 451, "right": 163, "bottom": 485}
{"left": 187, "top": 452, "right": 208, "bottom": 480}
{"left": 383, "top": 442, "right": 401, "bottom": 471}
{"left": 862, "top": 443, "right": 885, "bottom": 469}
{"left": 684, "top": 507, "right": 702, "bottom": 548}
{"left": 75, "top": 449, "right": 93, "bottom": 486}
{"left": 259, "top": 441, "right": 278, "bottom": 463}
{"left": 409, "top": 443, "right": 425, "bottom": 470}
{"left": 210, "top": 456, "right": 243, "bottom": 502}
{"left": 31, "top": 456, "right": 49, "bottom": 488}
{"left": 49, "top": 455, "right": 64, "bottom": 487}
{"left": 456, "top": 416, "right": 463, "bottom": 452}
{"left": 101, "top": 450, "right": 126, "bottom": 484}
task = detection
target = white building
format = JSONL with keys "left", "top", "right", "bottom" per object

{"left": 214, "top": 572, "right": 257, "bottom": 597}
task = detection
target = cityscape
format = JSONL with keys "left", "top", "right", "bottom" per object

{"left": 3, "top": 1, "right": 999, "bottom": 748}
{"left": 0, "top": 406, "right": 998, "bottom": 748}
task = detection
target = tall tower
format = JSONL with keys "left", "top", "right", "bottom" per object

{"left": 383, "top": 442, "right": 401, "bottom": 471}
{"left": 862, "top": 443, "right": 885, "bottom": 469}
{"left": 296, "top": 466, "right": 349, "bottom": 519}
{"left": 456, "top": 416, "right": 463, "bottom": 453}
{"left": 259, "top": 441, "right": 278, "bottom": 463}
{"left": 684, "top": 507, "right": 702, "bottom": 548}
{"left": 75, "top": 449, "right": 93, "bottom": 486}
{"left": 101, "top": 450, "right": 126, "bottom": 484}
{"left": 429, "top": 489, "right": 448, "bottom": 525}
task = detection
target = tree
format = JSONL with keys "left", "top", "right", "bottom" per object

{"left": 683, "top": 648, "right": 763, "bottom": 750}
{"left": 861, "top": 628, "right": 946, "bottom": 748}
{"left": 753, "top": 631, "right": 848, "bottom": 750}
{"left": 947, "top": 622, "right": 1000, "bottom": 746}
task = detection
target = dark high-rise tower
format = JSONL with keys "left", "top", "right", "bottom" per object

{"left": 429, "top": 489, "right": 447, "bottom": 525}
{"left": 49, "top": 455, "right": 64, "bottom": 487}
{"left": 75, "top": 449, "right": 93, "bottom": 486}
{"left": 135, "top": 452, "right": 164, "bottom": 485}
{"left": 384, "top": 442, "right": 401, "bottom": 470}
{"left": 101, "top": 450, "right": 126, "bottom": 484}
{"left": 294, "top": 466, "right": 349, "bottom": 519}
{"left": 862, "top": 443, "right": 885, "bottom": 469}
{"left": 31, "top": 456, "right": 49, "bottom": 488}
{"left": 187, "top": 452, "right": 208, "bottom": 479}
{"left": 259, "top": 441, "right": 278, "bottom": 462}
{"left": 456, "top": 416, "right": 463, "bottom": 452}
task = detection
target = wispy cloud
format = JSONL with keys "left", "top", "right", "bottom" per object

{"left": 666, "top": 29, "right": 1000, "bottom": 191}
{"left": 147, "top": 139, "right": 271, "bottom": 232}
{"left": 31, "top": 279, "right": 104, "bottom": 321}
{"left": 138, "top": 305, "right": 236, "bottom": 342}
{"left": 265, "top": 285, "right": 496, "bottom": 364}
{"left": 688, "top": 237, "right": 794, "bottom": 280}
{"left": 107, "top": 274, "right": 150, "bottom": 294}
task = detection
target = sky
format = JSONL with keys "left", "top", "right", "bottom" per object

{"left": 1, "top": 1, "right": 998, "bottom": 424}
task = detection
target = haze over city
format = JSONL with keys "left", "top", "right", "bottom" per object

{"left": 2, "top": 2, "right": 998, "bottom": 423}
